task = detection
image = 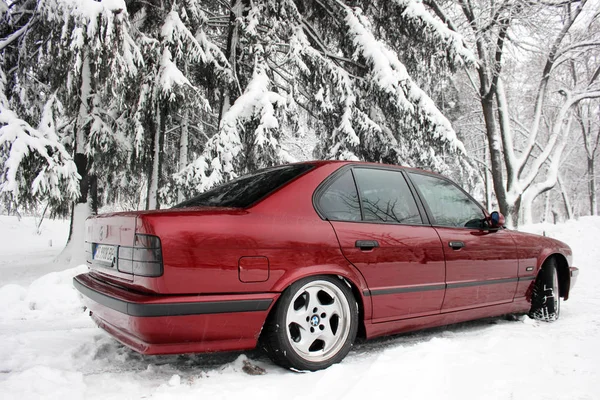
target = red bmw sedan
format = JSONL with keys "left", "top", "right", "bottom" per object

{"left": 74, "top": 161, "right": 578, "bottom": 371}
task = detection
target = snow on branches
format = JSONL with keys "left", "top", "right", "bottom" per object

{"left": 344, "top": 6, "right": 464, "bottom": 153}
{"left": 158, "top": 48, "right": 193, "bottom": 100}
{"left": 175, "top": 62, "right": 286, "bottom": 192}
{"left": 295, "top": 28, "right": 363, "bottom": 161}
{"left": 393, "top": 0, "right": 476, "bottom": 65}
{"left": 161, "top": 9, "right": 229, "bottom": 74}
{"left": 0, "top": 0, "right": 475, "bottom": 212}
{"left": 157, "top": 6, "right": 229, "bottom": 104}
{"left": 37, "top": 0, "right": 142, "bottom": 92}
{"left": 0, "top": 71, "right": 79, "bottom": 204}
{"left": 175, "top": 0, "right": 469, "bottom": 194}
{"left": 0, "top": 0, "right": 144, "bottom": 210}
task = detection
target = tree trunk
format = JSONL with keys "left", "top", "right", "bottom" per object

{"left": 543, "top": 191, "right": 551, "bottom": 223}
{"left": 484, "top": 145, "right": 492, "bottom": 211}
{"left": 558, "top": 175, "right": 573, "bottom": 220}
{"left": 218, "top": 0, "right": 245, "bottom": 124}
{"left": 147, "top": 104, "right": 165, "bottom": 210}
{"left": 507, "top": 196, "right": 521, "bottom": 228}
{"left": 59, "top": 55, "right": 96, "bottom": 266}
{"left": 177, "top": 58, "right": 190, "bottom": 204}
{"left": 177, "top": 109, "right": 189, "bottom": 204}
{"left": 481, "top": 94, "right": 514, "bottom": 225}
{"left": 522, "top": 174, "right": 571, "bottom": 226}
{"left": 520, "top": 192, "right": 534, "bottom": 226}
{"left": 589, "top": 156, "right": 597, "bottom": 216}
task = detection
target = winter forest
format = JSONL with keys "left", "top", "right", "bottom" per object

{"left": 0, "top": 0, "right": 598, "bottom": 250}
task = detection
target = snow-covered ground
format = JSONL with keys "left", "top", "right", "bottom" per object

{"left": 0, "top": 216, "right": 69, "bottom": 287}
{"left": 0, "top": 216, "right": 599, "bottom": 400}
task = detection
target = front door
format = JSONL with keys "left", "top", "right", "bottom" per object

{"left": 315, "top": 166, "right": 446, "bottom": 322}
{"left": 407, "top": 172, "right": 519, "bottom": 312}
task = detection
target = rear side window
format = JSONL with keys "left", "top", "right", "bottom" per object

{"left": 176, "top": 164, "right": 313, "bottom": 208}
{"left": 409, "top": 172, "right": 485, "bottom": 228}
{"left": 353, "top": 168, "right": 423, "bottom": 224}
{"left": 318, "top": 170, "right": 361, "bottom": 221}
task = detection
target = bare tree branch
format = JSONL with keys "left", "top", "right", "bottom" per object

{"left": 518, "top": 0, "right": 588, "bottom": 172}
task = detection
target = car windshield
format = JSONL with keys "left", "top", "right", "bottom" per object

{"left": 174, "top": 164, "right": 314, "bottom": 208}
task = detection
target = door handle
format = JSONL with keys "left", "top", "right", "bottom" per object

{"left": 355, "top": 240, "right": 379, "bottom": 250}
{"left": 448, "top": 241, "right": 465, "bottom": 250}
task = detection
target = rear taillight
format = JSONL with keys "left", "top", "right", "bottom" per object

{"left": 116, "top": 234, "right": 163, "bottom": 277}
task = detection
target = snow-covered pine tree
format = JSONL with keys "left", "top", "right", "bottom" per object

{"left": 174, "top": 0, "right": 288, "bottom": 193}
{"left": 176, "top": 0, "right": 473, "bottom": 194}
{"left": 1, "top": 0, "right": 476, "bottom": 259}
{"left": 0, "top": 0, "right": 143, "bottom": 261}
{"left": 117, "top": 1, "right": 231, "bottom": 208}
{"left": 0, "top": 69, "right": 80, "bottom": 214}
{"left": 0, "top": 1, "right": 80, "bottom": 214}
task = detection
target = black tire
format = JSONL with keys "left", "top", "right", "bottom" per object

{"left": 260, "top": 275, "right": 359, "bottom": 371}
{"left": 529, "top": 258, "right": 561, "bottom": 321}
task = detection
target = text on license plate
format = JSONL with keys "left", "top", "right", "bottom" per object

{"left": 94, "top": 245, "right": 116, "bottom": 264}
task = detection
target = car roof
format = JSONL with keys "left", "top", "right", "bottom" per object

{"left": 297, "top": 160, "right": 440, "bottom": 177}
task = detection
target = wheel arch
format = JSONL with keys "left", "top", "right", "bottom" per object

{"left": 538, "top": 253, "right": 571, "bottom": 300}
{"left": 340, "top": 274, "right": 368, "bottom": 339}
{"left": 266, "top": 267, "right": 371, "bottom": 339}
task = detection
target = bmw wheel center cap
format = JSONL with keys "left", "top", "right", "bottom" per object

{"left": 311, "top": 315, "right": 320, "bottom": 326}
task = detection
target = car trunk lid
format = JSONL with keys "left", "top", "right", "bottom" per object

{"left": 85, "top": 207, "right": 245, "bottom": 289}
{"left": 85, "top": 213, "right": 139, "bottom": 282}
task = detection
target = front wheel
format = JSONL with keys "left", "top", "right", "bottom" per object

{"left": 261, "top": 275, "right": 358, "bottom": 371}
{"left": 529, "top": 259, "right": 560, "bottom": 321}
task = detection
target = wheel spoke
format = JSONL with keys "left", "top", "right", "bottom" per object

{"left": 319, "top": 323, "right": 337, "bottom": 352}
{"left": 288, "top": 308, "right": 308, "bottom": 328}
{"left": 321, "top": 298, "right": 343, "bottom": 318}
{"left": 305, "top": 286, "right": 322, "bottom": 311}
{"left": 295, "top": 336, "right": 315, "bottom": 354}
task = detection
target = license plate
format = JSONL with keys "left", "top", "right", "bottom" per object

{"left": 94, "top": 244, "right": 116, "bottom": 264}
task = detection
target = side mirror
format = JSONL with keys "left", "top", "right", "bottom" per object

{"left": 490, "top": 211, "right": 505, "bottom": 228}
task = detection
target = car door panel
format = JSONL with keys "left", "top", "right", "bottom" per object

{"left": 407, "top": 172, "right": 520, "bottom": 312}
{"left": 434, "top": 227, "right": 519, "bottom": 312}
{"left": 331, "top": 221, "right": 446, "bottom": 322}
{"left": 316, "top": 166, "right": 446, "bottom": 322}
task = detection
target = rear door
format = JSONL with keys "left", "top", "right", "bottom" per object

{"left": 407, "top": 172, "right": 519, "bottom": 312}
{"left": 316, "top": 166, "right": 446, "bottom": 323}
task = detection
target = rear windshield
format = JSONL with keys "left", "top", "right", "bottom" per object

{"left": 175, "top": 164, "right": 314, "bottom": 208}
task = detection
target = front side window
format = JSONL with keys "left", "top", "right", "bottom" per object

{"left": 353, "top": 168, "right": 422, "bottom": 225}
{"left": 409, "top": 172, "right": 485, "bottom": 228}
{"left": 318, "top": 170, "right": 361, "bottom": 221}
{"left": 175, "top": 164, "right": 313, "bottom": 208}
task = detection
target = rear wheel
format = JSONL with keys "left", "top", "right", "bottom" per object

{"left": 261, "top": 276, "right": 358, "bottom": 371}
{"left": 529, "top": 258, "right": 560, "bottom": 321}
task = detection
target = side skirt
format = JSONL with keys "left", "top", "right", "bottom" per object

{"left": 365, "top": 300, "right": 531, "bottom": 339}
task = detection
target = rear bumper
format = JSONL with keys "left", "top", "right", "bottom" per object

{"left": 73, "top": 273, "right": 278, "bottom": 355}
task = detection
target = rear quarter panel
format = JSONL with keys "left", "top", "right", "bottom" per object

{"left": 134, "top": 162, "right": 372, "bottom": 317}
{"left": 136, "top": 212, "right": 354, "bottom": 294}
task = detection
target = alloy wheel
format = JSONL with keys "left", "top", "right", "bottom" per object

{"left": 285, "top": 280, "right": 352, "bottom": 362}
